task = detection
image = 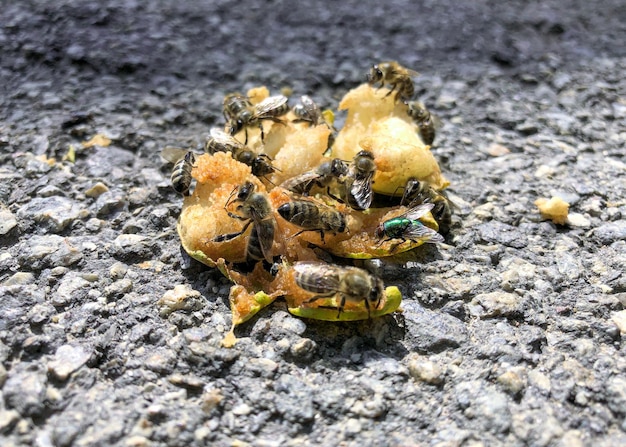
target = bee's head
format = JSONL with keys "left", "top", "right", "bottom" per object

{"left": 237, "top": 181, "right": 255, "bottom": 201}
{"left": 369, "top": 278, "right": 384, "bottom": 310}
{"left": 367, "top": 64, "right": 383, "bottom": 84}
{"left": 354, "top": 150, "right": 376, "bottom": 173}
{"left": 227, "top": 119, "right": 245, "bottom": 135}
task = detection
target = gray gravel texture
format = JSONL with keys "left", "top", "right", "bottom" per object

{"left": 1, "top": 0, "right": 626, "bottom": 446}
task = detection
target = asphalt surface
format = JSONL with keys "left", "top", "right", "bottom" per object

{"left": 1, "top": 1, "right": 626, "bottom": 446}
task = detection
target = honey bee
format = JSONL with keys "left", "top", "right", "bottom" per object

{"left": 407, "top": 101, "right": 436, "bottom": 146}
{"left": 400, "top": 178, "right": 452, "bottom": 234}
{"left": 279, "top": 158, "right": 348, "bottom": 196}
{"left": 205, "top": 128, "right": 277, "bottom": 179}
{"left": 223, "top": 93, "right": 289, "bottom": 143}
{"left": 337, "top": 150, "right": 376, "bottom": 210}
{"left": 160, "top": 147, "right": 197, "bottom": 196}
{"left": 292, "top": 96, "right": 337, "bottom": 151}
{"left": 367, "top": 61, "right": 419, "bottom": 103}
{"left": 292, "top": 262, "right": 384, "bottom": 318}
{"left": 375, "top": 203, "right": 445, "bottom": 252}
{"left": 277, "top": 199, "right": 347, "bottom": 243}
{"left": 292, "top": 95, "right": 324, "bottom": 127}
{"left": 212, "top": 181, "right": 276, "bottom": 263}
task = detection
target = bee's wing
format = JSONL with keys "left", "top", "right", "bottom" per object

{"left": 160, "top": 146, "right": 190, "bottom": 164}
{"left": 403, "top": 221, "right": 445, "bottom": 244}
{"left": 431, "top": 113, "right": 443, "bottom": 130}
{"left": 279, "top": 171, "right": 321, "bottom": 194}
{"left": 255, "top": 95, "right": 288, "bottom": 115}
{"left": 300, "top": 95, "right": 319, "bottom": 110}
{"left": 401, "top": 203, "right": 435, "bottom": 220}
{"left": 409, "top": 102, "right": 442, "bottom": 129}
{"left": 349, "top": 174, "right": 374, "bottom": 209}
{"left": 253, "top": 219, "right": 276, "bottom": 263}
{"left": 207, "top": 128, "right": 243, "bottom": 151}
{"left": 399, "top": 179, "right": 422, "bottom": 205}
{"left": 293, "top": 262, "right": 342, "bottom": 293}
{"left": 404, "top": 68, "right": 420, "bottom": 78}
{"left": 209, "top": 127, "right": 233, "bottom": 140}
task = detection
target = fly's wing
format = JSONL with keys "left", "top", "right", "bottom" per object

{"left": 402, "top": 220, "right": 445, "bottom": 244}
{"left": 403, "top": 221, "right": 445, "bottom": 244}
{"left": 348, "top": 173, "right": 374, "bottom": 210}
{"left": 255, "top": 95, "right": 289, "bottom": 117}
{"left": 395, "top": 203, "right": 445, "bottom": 243}
{"left": 293, "top": 262, "right": 342, "bottom": 294}
{"left": 160, "top": 147, "right": 191, "bottom": 164}
{"left": 401, "top": 203, "right": 435, "bottom": 220}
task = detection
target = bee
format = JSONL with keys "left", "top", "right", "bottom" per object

{"left": 375, "top": 203, "right": 445, "bottom": 252}
{"left": 367, "top": 61, "right": 419, "bottom": 103}
{"left": 279, "top": 158, "right": 348, "bottom": 196}
{"left": 205, "top": 128, "right": 277, "bottom": 178}
{"left": 292, "top": 95, "right": 324, "bottom": 127}
{"left": 277, "top": 199, "right": 347, "bottom": 243}
{"left": 292, "top": 262, "right": 384, "bottom": 318}
{"left": 400, "top": 178, "right": 452, "bottom": 234}
{"left": 212, "top": 181, "right": 276, "bottom": 263}
{"left": 337, "top": 150, "right": 376, "bottom": 210}
{"left": 161, "top": 147, "right": 197, "bottom": 196}
{"left": 223, "top": 93, "right": 289, "bottom": 143}
{"left": 407, "top": 101, "right": 436, "bottom": 146}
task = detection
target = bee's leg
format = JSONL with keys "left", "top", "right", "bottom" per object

{"left": 302, "top": 294, "right": 332, "bottom": 306}
{"left": 264, "top": 116, "right": 286, "bottom": 125}
{"left": 243, "top": 128, "right": 249, "bottom": 145}
{"left": 257, "top": 122, "right": 265, "bottom": 142}
{"left": 212, "top": 231, "right": 242, "bottom": 242}
{"left": 289, "top": 229, "right": 325, "bottom": 244}
{"left": 318, "top": 230, "right": 326, "bottom": 244}
{"left": 363, "top": 296, "right": 371, "bottom": 319}
{"left": 289, "top": 229, "right": 309, "bottom": 240}
{"left": 326, "top": 188, "right": 344, "bottom": 204}
{"left": 302, "top": 295, "right": 321, "bottom": 304}
{"left": 227, "top": 211, "right": 248, "bottom": 221}
{"left": 336, "top": 294, "right": 346, "bottom": 319}
{"left": 374, "top": 293, "right": 382, "bottom": 311}
{"left": 260, "top": 118, "right": 285, "bottom": 142}
{"left": 212, "top": 220, "right": 252, "bottom": 242}
{"left": 384, "top": 82, "right": 397, "bottom": 98}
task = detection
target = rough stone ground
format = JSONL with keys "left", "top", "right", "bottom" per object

{"left": 1, "top": 1, "right": 625, "bottom": 446}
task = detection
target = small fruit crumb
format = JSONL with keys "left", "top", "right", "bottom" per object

{"left": 535, "top": 196, "right": 569, "bottom": 224}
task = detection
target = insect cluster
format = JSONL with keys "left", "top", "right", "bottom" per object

{"left": 165, "top": 62, "right": 452, "bottom": 326}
